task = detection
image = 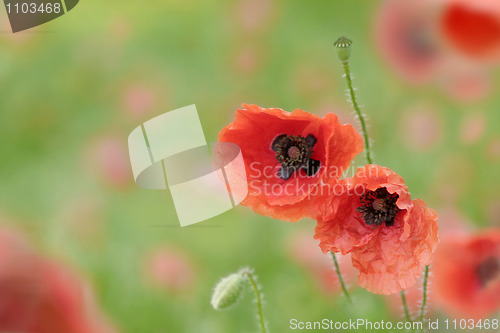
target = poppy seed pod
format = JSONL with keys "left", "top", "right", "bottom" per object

{"left": 211, "top": 272, "right": 246, "bottom": 310}
{"left": 334, "top": 36, "right": 352, "bottom": 63}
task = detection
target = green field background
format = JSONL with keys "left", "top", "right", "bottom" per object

{"left": 0, "top": 0, "right": 499, "bottom": 332}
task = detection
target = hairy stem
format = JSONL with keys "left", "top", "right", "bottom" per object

{"left": 340, "top": 61, "right": 373, "bottom": 164}
{"left": 419, "top": 265, "right": 430, "bottom": 324}
{"left": 243, "top": 271, "right": 267, "bottom": 333}
{"left": 400, "top": 290, "right": 413, "bottom": 322}
{"left": 331, "top": 252, "right": 352, "bottom": 303}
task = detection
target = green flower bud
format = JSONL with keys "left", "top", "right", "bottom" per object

{"left": 334, "top": 36, "right": 352, "bottom": 63}
{"left": 211, "top": 272, "right": 246, "bottom": 310}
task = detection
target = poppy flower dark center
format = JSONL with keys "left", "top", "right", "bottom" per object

{"left": 357, "top": 187, "right": 401, "bottom": 227}
{"left": 404, "top": 23, "right": 436, "bottom": 60}
{"left": 477, "top": 257, "right": 500, "bottom": 287}
{"left": 287, "top": 146, "right": 301, "bottom": 160}
{"left": 271, "top": 134, "right": 320, "bottom": 180}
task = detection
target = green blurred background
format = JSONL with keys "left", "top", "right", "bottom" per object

{"left": 0, "top": 0, "right": 499, "bottom": 332}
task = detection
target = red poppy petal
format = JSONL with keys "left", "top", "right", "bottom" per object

{"left": 314, "top": 187, "right": 379, "bottom": 255}
{"left": 322, "top": 113, "right": 364, "bottom": 183}
{"left": 218, "top": 104, "right": 363, "bottom": 222}
{"left": 352, "top": 199, "right": 439, "bottom": 294}
{"left": 348, "top": 165, "right": 413, "bottom": 211}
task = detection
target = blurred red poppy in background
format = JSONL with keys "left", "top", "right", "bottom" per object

{"left": 375, "top": 0, "right": 442, "bottom": 84}
{"left": 433, "top": 230, "right": 500, "bottom": 320}
{"left": 144, "top": 247, "right": 195, "bottom": 293}
{"left": 375, "top": 0, "right": 499, "bottom": 100}
{"left": 84, "top": 134, "right": 132, "bottom": 189}
{"left": 315, "top": 165, "right": 439, "bottom": 294}
{"left": 122, "top": 84, "right": 157, "bottom": 120}
{"left": 0, "top": 227, "right": 117, "bottom": 333}
{"left": 440, "top": 0, "right": 500, "bottom": 62}
{"left": 218, "top": 104, "right": 363, "bottom": 222}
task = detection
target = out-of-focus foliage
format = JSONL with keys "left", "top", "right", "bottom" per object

{"left": 0, "top": 0, "right": 499, "bottom": 332}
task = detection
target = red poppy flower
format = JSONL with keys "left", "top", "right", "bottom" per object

{"left": 433, "top": 230, "right": 500, "bottom": 320}
{"left": 375, "top": 0, "right": 443, "bottom": 84}
{"left": 218, "top": 104, "right": 363, "bottom": 222}
{"left": 314, "top": 165, "right": 439, "bottom": 294}
{"left": 440, "top": 0, "right": 500, "bottom": 62}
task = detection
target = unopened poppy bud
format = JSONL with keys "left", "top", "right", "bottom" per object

{"left": 211, "top": 272, "right": 246, "bottom": 310}
{"left": 334, "top": 36, "right": 352, "bottom": 63}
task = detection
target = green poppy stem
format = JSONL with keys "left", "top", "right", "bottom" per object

{"left": 329, "top": 37, "right": 376, "bottom": 306}
{"left": 242, "top": 270, "right": 268, "bottom": 333}
{"left": 334, "top": 37, "right": 373, "bottom": 165}
{"left": 400, "top": 290, "right": 413, "bottom": 322}
{"left": 341, "top": 61, "right": 373, "bottom": 164}
{"left": 419, "top": 266, "right": 430, "bottom": 325}
{"left": 331, "top": 252, "right": 352, "bottom": 303}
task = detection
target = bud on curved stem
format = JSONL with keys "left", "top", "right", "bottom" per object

{"left": 211, "top": 267, "right": 268, "bottom": 333}
{"left": 211, "top": 272, "right": 246, "bottom": 310}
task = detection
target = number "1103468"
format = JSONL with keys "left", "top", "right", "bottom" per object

{"left": 5, "top": 2, "right": 62, "bottom": 14}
